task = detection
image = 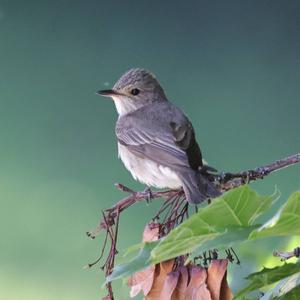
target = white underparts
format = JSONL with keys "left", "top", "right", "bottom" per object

{"left": 118, "top": 143, "right": 182, "bottom": 189}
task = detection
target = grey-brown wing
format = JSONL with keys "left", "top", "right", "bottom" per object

{"left": 116, "top": 118, "right": 202, "bottom": 171}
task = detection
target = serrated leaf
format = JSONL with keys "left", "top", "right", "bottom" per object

{"left": 250, "top": 191, "right": 300, "bottom": 239}
{"left": 234, "top": 262, "right": 300, "bottom": 299}
{"left": 151, "top": 186, "right": 275, "bottom": 263}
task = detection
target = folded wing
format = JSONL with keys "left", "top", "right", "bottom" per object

{"left": 116, "top": 113, "right": 203, "bottom": 172}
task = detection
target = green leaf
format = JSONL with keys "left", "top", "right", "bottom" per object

{"left": 151, "top": 185, "right": 275, "bottom": 263}
{"left": 273, "top": 284, "right": 300, "bottom": 299}
{"left": 250, "top": 191, "right": 300, "bottom": 239}
{"left": 106, "top": 241, "right": 157, "bottom": 283}
{"left": 260, "top": 272, "right": 300, "bottom": 299}
{"left": 194, "top": 225, "right": 259, "bottom": 255}
{"left": 122, "top": 242, "right": 143, "bottom": 257}
{"left": 234, "top": 262, "right": 300, "bottom": 299}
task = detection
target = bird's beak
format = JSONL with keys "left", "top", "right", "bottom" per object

{"left": 96, "top": 89, "right": 121, "bottom": 97}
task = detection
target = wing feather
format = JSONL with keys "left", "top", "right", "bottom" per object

{"left": 116, "top": 118, "right": 202, "bottom": 171}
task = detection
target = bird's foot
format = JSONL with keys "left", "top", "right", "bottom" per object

{"left": 142, "top": 187, "right": 154, "bottom": 204}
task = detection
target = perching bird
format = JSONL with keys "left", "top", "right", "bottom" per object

{"left": 97, "top": 68, "right": 220, "bottom": 204}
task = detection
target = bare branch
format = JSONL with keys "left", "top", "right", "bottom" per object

{"left": 217, "top": 153, "right": 300, "bottom": 190}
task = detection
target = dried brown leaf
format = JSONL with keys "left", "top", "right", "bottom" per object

{"left": 207, "top": 259, "right": 233, "bottom": 300}
{"left": 129, "top": 224, "right": 233, "bottom": 300}
{"left": 128, "top": 265, "right": 156, "bottom": 297}
{"left": 195, "top": 284, "right": 213, "bottom": 300}
{"left": 171, "top": 266, "right": 189, "bottom": 300}
{"left": 146, "top": 260, "right": 175, "bottom": 300}
{"left": 159, "top": 270, "right": 180, "bottom": 300}
{"left": 219, "top": 269, "right": 233, "bottom": 300}
{"left": 219, "top": 276, "right": 233, "bottom": 300}
{"left": 185, "top": 266, "right": 212, "bottom": 300}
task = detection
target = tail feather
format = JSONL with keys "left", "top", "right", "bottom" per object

{"left": 178, "top": 171, "right": 221, "bottom": 205}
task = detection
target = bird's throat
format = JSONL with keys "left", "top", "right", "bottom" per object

{"left": 112, "top": 96, "right": 141, "bottom": 116}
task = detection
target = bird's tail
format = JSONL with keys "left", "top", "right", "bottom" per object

{"left": 178, "top": 171, "right": 221, "bottom": 205}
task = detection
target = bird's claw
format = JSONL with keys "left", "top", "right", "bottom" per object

{"left": 143, "top": 187, "right": 153, "bottom": 204}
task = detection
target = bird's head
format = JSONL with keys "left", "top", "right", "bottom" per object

{"left": 97, "top": 68, "right": 167, "bottom": 115}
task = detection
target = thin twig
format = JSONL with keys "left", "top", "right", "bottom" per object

{"left": 86, "top": 229, "right": 108, "bottom": 268}
{"left": 217, "top": 153, "right": 300, "bottom": 191}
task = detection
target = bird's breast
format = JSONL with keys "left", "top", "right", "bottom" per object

{"left": 117, "top": 143, "right": 182, "bottom": 189}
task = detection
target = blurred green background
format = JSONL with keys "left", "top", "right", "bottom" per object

{"left": 0, "top": 0, "right": 299, "bottom": 299}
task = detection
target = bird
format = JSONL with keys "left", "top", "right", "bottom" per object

{"left": 97, "top": 68, "right": 221, "bottom": 204}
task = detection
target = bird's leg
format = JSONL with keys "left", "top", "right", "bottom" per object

{"left": 142, "top": 187, "right": 154, "bottom": 204}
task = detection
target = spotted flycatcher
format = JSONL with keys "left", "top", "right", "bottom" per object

{"left": 97, "top": 68, "right": 220, "bottom": 204}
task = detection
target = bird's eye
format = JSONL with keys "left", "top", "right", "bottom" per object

{"left": 130, "top": 88, "right": 140, "bottom": 96}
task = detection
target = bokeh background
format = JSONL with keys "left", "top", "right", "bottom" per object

{"left": 0, "top": 0, "right": 300, "bottom": 299}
